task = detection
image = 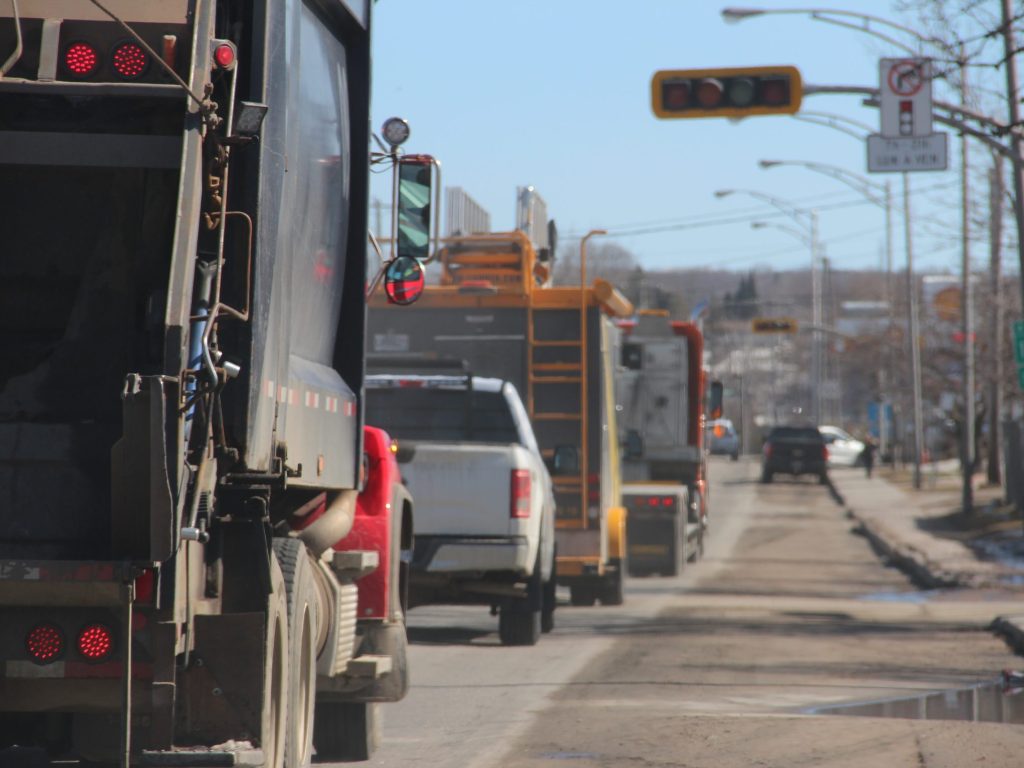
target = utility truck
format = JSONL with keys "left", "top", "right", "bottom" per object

{"left": 616, "top": 313, "right": 720, "bottom": 575}
{"left": 369, "top": 221, "right": 633, "bottom": 607}
{"left": 0, "top": 1, "right": 432, "bottom": 765}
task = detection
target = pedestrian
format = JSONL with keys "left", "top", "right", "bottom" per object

{"left": 860, "top": 437, "right": 877, "bottom": 479}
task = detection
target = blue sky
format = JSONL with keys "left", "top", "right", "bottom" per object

{"left": 369, "top": 1, "right": 989, "bottom": 275}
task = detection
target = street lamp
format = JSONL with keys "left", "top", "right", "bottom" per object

{"left": 722, "top": 5, "right": 971, "bottom": 500}
{"left": 759, "top": 159, "right": 903, "bottom": 459}
{"left": 721, "top": 189, "right": 822, "bottom": 424}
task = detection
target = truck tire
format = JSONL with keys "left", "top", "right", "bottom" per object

{"left": 272, "top": 539, "right": 318, "bottom": 768}
{"left": 541, "top": 549, "right": 557, "bottom": 633}
{"left": 312, "top": 701, "right": 378, "bottom": 763}
{"left": 499, "top": 558, "right": 542, "bottom": 646}
{"left": 666, "top": 515, "right": 684, "bottom": 577}
{"left": 263, "top": 553, "right": 290, "bottom": 768}
{"left": 598, "top": 565, "right": 624, "bottom": 606}
{"left": 569, "top": 585, "right": 597, "bottom": 606}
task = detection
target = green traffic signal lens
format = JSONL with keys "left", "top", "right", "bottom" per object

{"left": 727, "top": 77, "right": 756, "bottom": 107}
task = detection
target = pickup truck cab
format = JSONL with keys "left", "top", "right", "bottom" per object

{"left": 365, "top": 375, "right": 556, "bottom": 646}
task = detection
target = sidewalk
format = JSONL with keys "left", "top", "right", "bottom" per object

{"left": 831, "top": 466, "right": 1024, "bottom": 656}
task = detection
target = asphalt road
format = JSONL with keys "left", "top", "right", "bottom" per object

{"left": 360, "top": 457, "right": 1024, "bottom": 768}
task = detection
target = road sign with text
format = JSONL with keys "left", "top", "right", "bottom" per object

{"left": 867, "top": 134, "right": 948, "bottom": 173}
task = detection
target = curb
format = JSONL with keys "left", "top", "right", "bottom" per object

{"left": 847, "top": 508, "right": 979, "bottom": 590}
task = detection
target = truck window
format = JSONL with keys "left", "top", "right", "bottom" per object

{"left": 365, "top": 388, "right": 519, "bottom": 444}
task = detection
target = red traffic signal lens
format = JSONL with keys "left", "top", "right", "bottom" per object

{"left": 661, "top": 79, "right": 691, "bottom": 110}
{"left": 695, "top": 78, "right": 724, "bottom": 108}
{"left": 77, "top": 624, "right": 114, "bottom": 661}
{"left": 64, "top": 42, "right": 99, "bottom": 77}
{"left": 26, "top": 623, "right": 64, "bottom": 663}
{"left": 760, "top": 77, "right": 791, "bottom": 106}
{"left": 112, "top": 42, "right": 149, "bottom": 78}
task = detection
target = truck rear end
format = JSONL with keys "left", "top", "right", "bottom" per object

{"left": 0, "top": 1, "right": 412, "bottom": 764}
{"left": 617, "top": 313, "right": 709, "bottom": 567}
{"left": 368, "top": 228, "right": 633, "bottom": 607}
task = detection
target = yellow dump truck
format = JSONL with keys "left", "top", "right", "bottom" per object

{"left": 369, "top": 230, "right": 633, "bottom": 605}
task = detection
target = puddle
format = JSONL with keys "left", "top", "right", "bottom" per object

{"left": 858, "top": 589, "right": 942, "bottom": 604}
{"left": 539, "top": 752, "right": 600, "bottom": 760}
{"left": 970, "top": 534, "right": 1024, "bottom": 584}
{"left": 807, "top": 679, "right": 1024, "bottom": 724}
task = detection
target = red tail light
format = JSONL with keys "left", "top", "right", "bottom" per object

{"left": 662, "top": 496, "right": 674, "bottom": 507}
{"left": 510, "top": 469, "right": 531, "bottom": 518}
{"left": 763, "top": 443, "right": 773, "bottom": 458}
{"left": 64, "top": 42, "right": 99, "bottom": 77}
{"left": 213, "top": 42, "right": 237, "bottom": 70}
{"left": 112, "top": 42, "right": 149, "bottom": 78}
{"left": 822, "top": 445, "right": 829, "bottom": 461}
{"left": 77, "top": 624, "right": 114, "bottom": 661}
{"left": 26, "top": 623, "right": 64, "bottom": 663}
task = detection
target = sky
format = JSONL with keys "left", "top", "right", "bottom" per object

{"left": 368, "top": 1, "right": 1008, "bottom": 276}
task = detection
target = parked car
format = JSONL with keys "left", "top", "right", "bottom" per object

{"left": 706, "top": 418, "right": 740, "bottom": 460}
{"left": 818, "top": 425, "right": 866, "bottom": 467}
{"left": 761, "top": 425, "right": 829, "bottom": 483}
{"left": 364, "top": 374, "right": 557, "bottom": 646}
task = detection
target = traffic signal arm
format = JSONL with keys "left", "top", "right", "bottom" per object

{"left": 751, "top": 317, "right": 798, "bottom": 333}
{"left": 652, "top": 66, "right": 802, "bottom": 119}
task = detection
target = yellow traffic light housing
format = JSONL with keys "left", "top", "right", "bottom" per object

{"left": 651, "top": 66, "right": 802, "bottom": 119}
{"left": 751, "top": 317, "right": 798, "bottom": 334}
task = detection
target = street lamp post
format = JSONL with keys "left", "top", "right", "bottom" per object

{"left": 758, "top": 159, "right": 899, "bottom": 461}
{"left": 737, "top": 203, "right": 823, "bottom": 425}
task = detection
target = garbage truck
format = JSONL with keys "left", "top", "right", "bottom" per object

{"left": 0, "top": 1, "right": 427, "bottom": 764}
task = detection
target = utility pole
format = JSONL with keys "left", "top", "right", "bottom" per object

{"left": 904, "top": 173, "right": 925, "bottom": 490}
{"left": 811, "top": 211, "right": 822, "bottom": 425}
{"left": 989, "top": 160, "right": 1004, "bottom": 486}
{"left": 961, "top": 48, "right": 975, "bottom": 516}
{"left": 1001, "top": 0, "right": 1024, "bottom": 314}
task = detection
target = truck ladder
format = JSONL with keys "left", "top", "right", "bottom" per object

{"left": 527, "top": 296, "right": 588, "bottom": 528}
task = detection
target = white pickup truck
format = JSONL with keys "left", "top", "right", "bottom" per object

{"left": 365, "top": 374, "right": 557, "bottom": 646}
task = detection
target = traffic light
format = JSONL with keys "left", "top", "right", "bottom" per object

{"left": 751, "top": 317, "right": 798, "bottom": 334}
{"left": 651, "top": 66, "right": 802, "bottom": 119}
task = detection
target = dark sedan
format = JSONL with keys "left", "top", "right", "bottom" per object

{"left": 761, "top": 425, "right": 828, "bottom": 484}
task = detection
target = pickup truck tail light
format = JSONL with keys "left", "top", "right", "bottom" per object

{"left": 763, "top": 443, "right": 773, "bottom": 459}
{"left": 510, "top": 470, "right": 531, "bottom": 519}
{"left": 821, "top": 445, "right": 829, "bottom": 461}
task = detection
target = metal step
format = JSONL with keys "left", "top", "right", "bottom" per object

{"left": 531, "top": 362, "right": 581, "bottom": 372}
{"left": 531, "top": 340, "right": 582, "bottom": 347}
{"left": 531, "top": 413, "right": 582, "bottom": 421}
{"left": 140, "top": 747, "right": 264, "bottom": 767}
{"left": 529, "top": 375, "right": 581, "bottom": 384}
